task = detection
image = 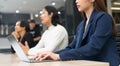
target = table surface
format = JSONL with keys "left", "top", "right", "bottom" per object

{"left": 0, "top": 53, "right": 109, "bottom": 66}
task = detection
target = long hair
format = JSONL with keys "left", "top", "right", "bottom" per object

{"left": 93, "top": 0, "right": 117, "bottom": 37}
{"left": 44, "top": 6, "right": 61, "bottom": 26}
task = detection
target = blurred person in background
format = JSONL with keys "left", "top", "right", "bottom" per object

{"left": 28, "top": 19, "right": 41, "bottom": 45}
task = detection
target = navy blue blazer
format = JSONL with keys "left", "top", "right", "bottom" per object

{"left": 56, "top": 10, "right": 120, "bottom": 66}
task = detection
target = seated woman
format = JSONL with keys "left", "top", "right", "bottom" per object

{"left": 20, "top": 6, "right": 68, "bottom": 55}
{"left": 11, "top": 20, "right": 35, "bottom": 53}
{"left": 33, "top": 0, "right": 120, "bottom": 66}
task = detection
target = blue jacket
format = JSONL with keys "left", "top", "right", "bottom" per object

{"left": 56, "top": 10, "right": 120, "bottom": 66}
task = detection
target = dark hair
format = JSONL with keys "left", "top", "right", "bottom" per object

{"left": 20, "top": 21, "right": 29, "bottom": 32}
{"left": 29, "top": 19, "right": 36, "bottom": 23}
{"left": 44, "top": 6, "right": 61, "bottom": 26}
{"left": 94, "top": 0, "right": 107, "bottom": 12}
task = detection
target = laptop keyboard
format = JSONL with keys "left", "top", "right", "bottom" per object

{"left": 28, "top": 57, "right": 53, "bottom": 63}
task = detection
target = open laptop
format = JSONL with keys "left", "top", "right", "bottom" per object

{"left": 7, "top": 35, "right": 52, "bottom": 63}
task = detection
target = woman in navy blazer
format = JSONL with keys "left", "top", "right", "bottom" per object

{"left": 34, "top": 0, "right": 120, "bottom": 66}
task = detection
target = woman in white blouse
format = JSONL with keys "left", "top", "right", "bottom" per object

{"left": 20, "top": 6, "right": 68, "bottom": 55}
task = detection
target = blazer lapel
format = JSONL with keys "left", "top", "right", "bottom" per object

{"left": 82, "top": 10, "right": 97, "bottom": 40}
{"left": 82, "top": 20, "right": 92, "bottom": 39}
{"left": 75, "top": 20, "right": 85, "bottom": 48}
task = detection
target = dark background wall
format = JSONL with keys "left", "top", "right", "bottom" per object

{"left": 0, "top": 13, "right": 2, "bottom": 24}
{"left": 1, "top": 13, "right": 30, "bottom": 24}
{"left": 64, "top": 0, "right": 82, "bottom": 36}
{"left": 0, "top": 13, "right": 30, "bottom": 37}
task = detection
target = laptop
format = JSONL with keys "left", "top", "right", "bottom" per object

{"left": 7, "top": 35, "right": 52, "bottom": 63}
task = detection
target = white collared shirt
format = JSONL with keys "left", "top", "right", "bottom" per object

{"left": 28, "top": 24, "right": 68, "bottom": 55}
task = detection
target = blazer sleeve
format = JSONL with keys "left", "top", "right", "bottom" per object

{"left": 59, "top": 13, "right": 114, "bottom": 60}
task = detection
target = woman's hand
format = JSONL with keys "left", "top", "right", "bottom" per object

{"left": 19, "top": 41, "right": 30, "bottom": 55}
{"left": 34, "top": 51, "right": 60, "bottom": 61}
{"left": 12, "top": 31, "right": 19, "bottom": 40}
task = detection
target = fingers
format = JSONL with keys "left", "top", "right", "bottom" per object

{"left": 36, "top": 55, "right": 42, "bottom": 61}
{"left": 19, "top": 42, "right": 29, "bottom": 54}
{"left": 39, "top": 54, "right": 49, "bottom": 61}
{"left": 12, "top": 32, "right": 19, "bottom": 39}
{"left": 25, "top": 41, "right": 28, "bottom": 45}
{"left": 34, "top": 53, "right": 49, "bottom": 61}
{"left": 12, "top": 32, "right": 15, "bottom": 35}
{"left": 33, "top": 52, "right": 60, "bottom": 61}
{"left": 34, "top": 54, "right": 43, "bottom": 61}
{"left": 19, "top": 42, "right": 24, "bottom": 47}
{"left": 25, "top": 41, "right": 29, "bottom": 49}
{"left": 19, "top": 41, "right": 29, "bottom": 49}
{"left": 19, "top": 42, "right": 26, "bottom": 51}
{"left": 33, "top": 53, "right": 39, "bottom": 60}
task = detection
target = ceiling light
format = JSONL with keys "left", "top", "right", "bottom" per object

{"left": 113, "top": 2, "right": 120, "bottom": 5}
{"left": 111, "top": 7, "right": 120, "bottom": 10}
{"left": 52, "top": 2, "right": 56, "bottom": 6}
{"left": 16, "top": 10, "right": 20, "bottom": 13}
{"left": 58, "top": 11, "right": 61, "bottom": 14}
{"left": 35, "top": 14, "right": 39, "bottom": 18}
{"left": 39, "top": 11, "right": 43, "bottom": 14}
{"left": 23, "top": 1, "right": 27, "bottom": 4}
{"left": 63, "top": 0, "right": 66, "bottom": 2}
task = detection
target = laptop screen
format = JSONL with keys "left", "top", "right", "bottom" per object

{"left": 7, "top": 35, "right": 29, "bottom": 61}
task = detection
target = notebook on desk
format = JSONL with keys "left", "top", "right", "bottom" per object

{"left": 7, "top": 35, "right": 52, "bottom": 63}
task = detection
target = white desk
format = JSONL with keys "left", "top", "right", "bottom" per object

{"left": 0, "top": 53, "right": 109, "bottom": 66}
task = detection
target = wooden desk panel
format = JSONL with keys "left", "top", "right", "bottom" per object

{"left": 0, "top": 54, "right": 109, "bottom": 66}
